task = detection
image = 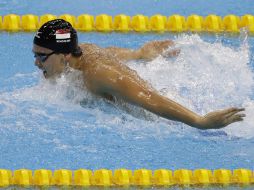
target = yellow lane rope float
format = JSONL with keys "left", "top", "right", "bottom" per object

{"left": 0, "top": 14, "right": 254, "bottom": 33}
{"left": 0, "top": 168, "right": 254, "bottom": 187}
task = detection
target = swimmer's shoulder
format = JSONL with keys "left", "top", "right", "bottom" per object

{"left": 78, "top": 43, "right": 108, "bottom": 66}
{"left": 79, "top": 43, "right": 112, "bottom": 60}
{"left": 79, "top": 43, "right": 101, "bottom": 53}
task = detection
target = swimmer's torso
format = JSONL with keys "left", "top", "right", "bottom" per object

{"left": 74, "top": 43, "right": 150, "bottom": 98}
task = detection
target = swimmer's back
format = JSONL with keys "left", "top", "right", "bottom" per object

{"left": 77, "top": 43, "right": 148, "bottom": 95}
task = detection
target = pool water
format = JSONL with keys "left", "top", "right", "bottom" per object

{"left": 1, "top": 0, "right": 254, "bottom": 177}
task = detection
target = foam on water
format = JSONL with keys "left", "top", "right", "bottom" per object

{"left": 0, "top": 34, "right": 253, "bottom": 140}
{"left": 127, "top": 34, "right": 254, "bottom": 138}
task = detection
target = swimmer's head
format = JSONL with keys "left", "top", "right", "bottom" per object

{"left": 33, "top": 19, "right": 82, "bottom": 78}
{"left": 33, "top": 19, "right": 82, "bottom": 56}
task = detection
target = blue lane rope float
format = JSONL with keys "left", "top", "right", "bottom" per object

{"left": 0, "top": 168, "right": 254, "bottom": 187}
{"left": 0, "top": 14, "right": 254, "bottom": 33}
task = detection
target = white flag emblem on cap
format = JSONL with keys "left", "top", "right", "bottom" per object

{"left": 35, "top": 31, "right": 41, "bottom": 38}
{"left": 55, "top": 29, "right": 71, "bottom": 39}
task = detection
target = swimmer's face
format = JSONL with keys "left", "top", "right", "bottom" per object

{"left": 33, "top": 44, "right": 66, "bottom": 78}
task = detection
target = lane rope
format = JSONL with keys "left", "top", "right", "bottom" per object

{"left": 0, "top": 14, "right": 253, "bottom": 33}
{"left": 0, "top": 168, "right": 253, "bottom": 186}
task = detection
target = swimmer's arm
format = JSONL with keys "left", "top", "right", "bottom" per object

{"left": 105, "top": 40, "right": 179, "bottom": 61}
{"left": 105, "top": 46, "right": 141, "bottom": 61}
{"left": 138, "top": 40, "right": 180, "bottom": 61}
{"left": 93, "top": 65, "right": 245, "bottom": 130}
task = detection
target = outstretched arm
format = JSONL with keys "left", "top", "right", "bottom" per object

{"left": 105, "top": 40, "right": 180, "bottom": 62}
{"left": 89, "top": 60, "right": 245, "bottom": 130}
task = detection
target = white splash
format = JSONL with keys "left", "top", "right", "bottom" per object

{"left": 5, "top": 69, "right": 91, "bottom": 109}
{"left": 127, "top": 34, "right": 254, "bottom": 138}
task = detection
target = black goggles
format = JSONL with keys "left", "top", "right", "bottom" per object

{"left": 34, "top": 51, "right": 56, "bottom": 63}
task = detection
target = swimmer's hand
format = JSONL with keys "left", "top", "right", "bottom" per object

{"left": 139, "top": 40, "right": 180, "bottom": 60}
{"left": 196, "top": 108, "right": 245, "bottom": 130}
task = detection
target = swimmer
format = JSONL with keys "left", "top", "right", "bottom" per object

{"left": 33, "top": 19, "right": 245, "bottom": 130}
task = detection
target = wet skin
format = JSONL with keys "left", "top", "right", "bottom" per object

{"left": 33, "top": 40, "right": 245, "bottom": 130}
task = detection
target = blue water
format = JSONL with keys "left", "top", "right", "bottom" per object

{"left": 1, "top": 0, "right": 254, "bottom": 175}
{"left": 1, "top": 0, "right": 254, "bottom": 16}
